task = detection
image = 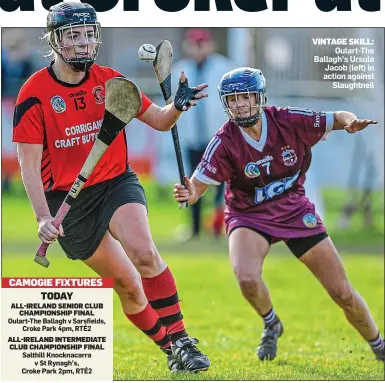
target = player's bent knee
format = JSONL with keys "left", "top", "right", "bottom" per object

{"left": 327, "top": 281, "right": 355, "bottom": 308}
{"left": 114, "top": 277, "right": 145, "bottom": 305}
{"left": 233, "top": 264, "right": 262, "bottom": 283}
{"left": 238, "top": 276, "right": 263, "bottom": 297}
{"left": 130, "top": 245, "right": 160, "bottom": 272}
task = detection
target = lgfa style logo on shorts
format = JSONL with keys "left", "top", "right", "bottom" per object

{"left": 50, "top": 95, "right": 66, "bottom": 113}
{"left": 303, "top": 213, "right": 318, "bottom": 228}
{"left": 92, "top": 86, "right": 105, "bottom": 104}
{"left": 281, "top": 145, "right": 297, "bottom": 166}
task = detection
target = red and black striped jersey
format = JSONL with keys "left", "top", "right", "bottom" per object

{"left": 13, "top": 62, "right": 152, "bottom": 192}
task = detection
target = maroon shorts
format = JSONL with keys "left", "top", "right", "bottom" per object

{"left": 225, "top": 192, "right": 326, "bottom": 244}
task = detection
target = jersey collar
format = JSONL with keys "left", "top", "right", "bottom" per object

{"left": 47, "top": 61, "right": 90, "bottom": 88}
{"left": 238, "top": 111, "right": 268, "bottom": 152}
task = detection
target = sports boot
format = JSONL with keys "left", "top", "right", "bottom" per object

{"left": 161, "top": 347, "right": 185, "bottom": 372}
{"left": 256, "top": 318, "right": 284, "bottom": 361}
{"left": 171, "top": 337, "right": 210, "bottom": 372}
{"left": 373, "top": 346, "right": 385, "bottom": 362}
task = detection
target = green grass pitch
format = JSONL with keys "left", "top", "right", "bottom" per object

{"left": 2, "top": 187, "right": 384, "bottom": 380}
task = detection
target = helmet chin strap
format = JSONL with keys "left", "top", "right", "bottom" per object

{"left": 63, "top": 57, "right": 94, "bottom": 72}
{"left": 233, "top": 113, "right": 260, "bottom": 128}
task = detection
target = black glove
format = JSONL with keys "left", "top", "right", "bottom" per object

{"left": 174, "top": 76, "right": 200, "bottom": 112}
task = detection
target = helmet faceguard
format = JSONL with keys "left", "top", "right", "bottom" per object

{"left": 46, "top": 2, "right": 102, "bottom": 72}
{"left": 218, "top": 67, "right": 267, "bottom": 128}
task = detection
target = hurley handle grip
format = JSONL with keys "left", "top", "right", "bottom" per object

{"left": 34, "top": 203, "right": 71, "bottom": 266}
{"left": 36, "top": 242, "right": 49, "bottom": 258}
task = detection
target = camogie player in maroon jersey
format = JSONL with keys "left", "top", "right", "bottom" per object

{"left": 174, "top": 67, "right": 384, "bottom": 362}
{"left": 13, "top": 2, "right": 210, "bottom": 373}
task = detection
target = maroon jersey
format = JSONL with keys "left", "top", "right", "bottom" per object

{"left": 193, "top": 106, "right": 333, "bottom": 239}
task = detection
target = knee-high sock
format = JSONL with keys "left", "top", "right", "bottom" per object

{"left": 142, "top": 267, "right": 188, "bottom": 342}
{"left": 125, "top": 303, "right": 170, "bottom": 348}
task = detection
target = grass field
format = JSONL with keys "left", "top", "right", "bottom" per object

{"left": 2, "top": 184, "right": 384, "bottom": 380}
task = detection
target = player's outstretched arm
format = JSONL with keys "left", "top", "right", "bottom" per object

{"left": 333, "top": 111, "right": 378, "bottom": 133}
{"left": 173, "top": 176, "right": 209, "bottom": 206}
{"left": 138, "top": 72, "right": 208, "bottom": 132}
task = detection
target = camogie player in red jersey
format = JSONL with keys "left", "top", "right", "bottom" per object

{"left": 13, "top": 2, "right": 210, "bottom": 373}
{"left": 174, "top": 67, "right": 384, "bottom": 363}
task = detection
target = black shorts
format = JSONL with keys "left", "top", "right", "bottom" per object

{"left": 229, "top": 226, "right": 329, "bottom": 258}
{"left": 46, "top": 169, "right": 147, "bottom": 261}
